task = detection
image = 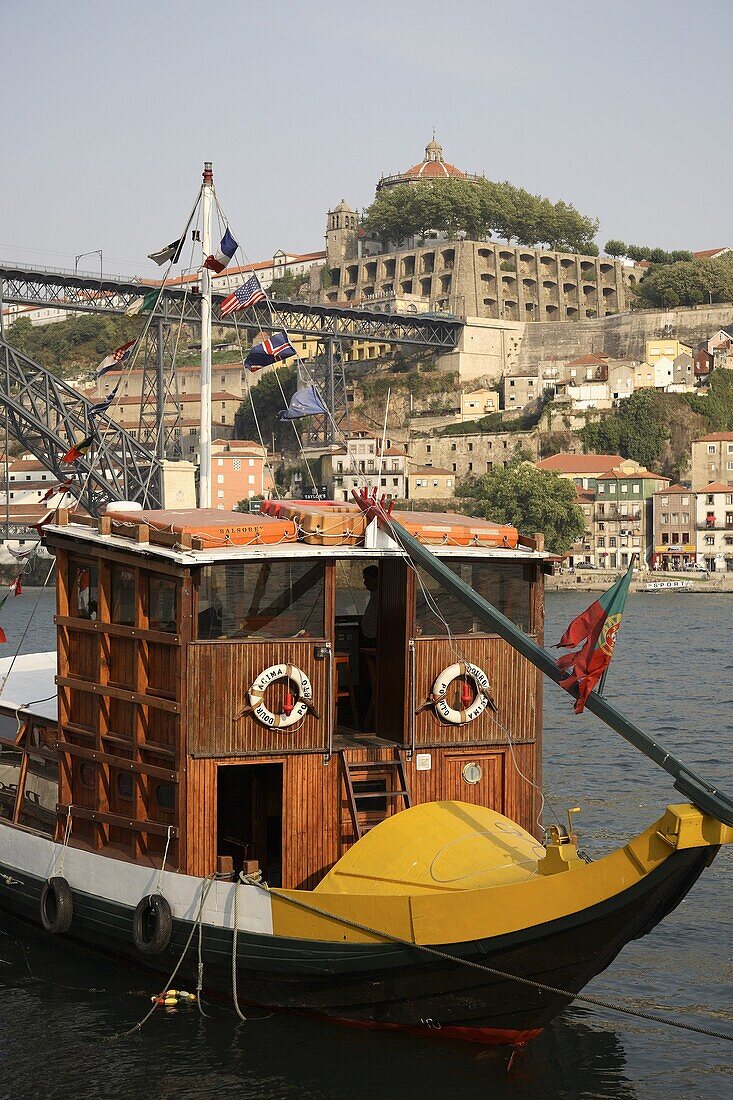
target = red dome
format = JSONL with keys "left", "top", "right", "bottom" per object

{"left": 402, "top": 158, "right": 465, "bottom": 180}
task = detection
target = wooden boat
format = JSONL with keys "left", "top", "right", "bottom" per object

{"left": 0, "top": 498, "right": 731, "bottom": 1048}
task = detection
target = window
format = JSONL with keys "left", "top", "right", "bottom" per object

{"left": 597, "top": 537, "right": 605, "bottom": 548}
{"left": 682, "top": 512, "right": 690, "bottom": 523}
{"left": 705, "top": 536, "right": 715, "bottom": 545}
{"left": 621, "top": 484, "right": 628, "bottom": 493}
{"left": 661, "top": 513, "right": 668, "bottom": 524}
{"left": 111, "top": 566, "right": 135, "bottom": 626}
{"left": 149, "top": 577, "right": 177, "bottom": 633}
{"left": 70, "top": 560, "right": 98, "bottom": 620}
{"left": 598, "top": 484, "right": 605, "bottom": 494}
{"left": 682, "top": 532, "right": 690, "bottom": 543}
{"left": 682, "top": 496, "right": 689, "bottom": 506}
{"left": 217, "top": 459, "right": 224, "bottom": 467}
{"left": 706, "top": 495, "right": 715, "bottom": 506}
{"left": 451, "top": 443, "right": 456, "bottom": 451}
{"left": 217, "top": 490, "right": 225, "bottom": 498}
{"left": 233, "top": 459, "right": 241, "bottom": 472}
{"left": 609, "top": 536, "right": 617, "bottom": 548}
{"left": 468, "top": 442, "right": 473, "bottom": 452}
{"left": 415, "top": 561, "right": 531, "bottom": 635}
{"left": 197, "top": 560, "right": 325, "bottom": 640}
{"left": 447, "top": 478, "right": 453, "bottom": 488}
{"left": 598, "top": 503, "right": 605, "bottom": 515}
{"left": 217, "top": 474, "right": 224, "bottom": 484}
{"left": 18, "top": 754, "right": 58, "bottom": 834}
{"left": 708, "top": 445, "right": 716, "bottom": 454}
{"left": 661, "top": 533, "right": 669, "bottom": 544}
{"left": 426, "top": 444, "right": 431, "bottom": 454}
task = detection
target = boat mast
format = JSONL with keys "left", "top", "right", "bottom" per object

{"left": 199, "top": 161, "right": 214, "bottom": 508}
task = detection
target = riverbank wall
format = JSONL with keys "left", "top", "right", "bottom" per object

{"left": 546, "top": 568, "right": 733, "bottom": 594}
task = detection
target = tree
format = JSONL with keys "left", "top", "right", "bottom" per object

{"left": 268, "top": 270, "right": 310, "bottom": 300}
{"left": 626, "top": 245, "right": 651, "bottom": 263}
{"left": 362, "top": 177, "right": 599, "bottom": 253}
{"left": 580, "top": 388, "right": 668, "bottom": 468}
{"left": 456, "top": 462, "right": 585, "bottom": 554}
{"left": 235, "top": 365, "right": 298, "bottom": 451}
{"left": 633, "top": 255, "right": 733, "bottom": 309}
{"left": 605, "top": 239, "right": 627, "bottom": 258}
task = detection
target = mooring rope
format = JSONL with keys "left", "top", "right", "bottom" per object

{"left": 231, "top": 872, "right": 246, "bottom": 1022}
{"left": 238, "top": 876, "right": 733, "bottom": 1044}
{"left": 112, "top": 874, "right": 216, "bottom": 1039}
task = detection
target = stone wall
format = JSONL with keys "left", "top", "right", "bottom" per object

{"left": 516, "top": 303, "right": 733, "bottom": 367}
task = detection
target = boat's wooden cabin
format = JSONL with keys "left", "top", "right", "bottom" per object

{"left": 5, "top": 505, "right": 547, "bottom": 890}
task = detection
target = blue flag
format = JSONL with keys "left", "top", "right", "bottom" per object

{"left": 277, "top": 385, "right": 329, "bottom": 421}
{"left": 245, "top": 331, "right": 296, "bottom": 372}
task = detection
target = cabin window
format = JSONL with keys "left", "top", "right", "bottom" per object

{"left": 197, "top": 561, "right": 325, "bottom": 640}
{"left": 79, "top": 761, "right": 96, "bottom": 789}
{"left": 18, "top": 755, "right": 58, "bottom": 835}
{"left": 116, "top": 772, "right": 134, "bottom": 802}
{"left": 0, "top": 744, "right": 22, "bottom": 822}
{"left": 111, "top": 566, "right": 136, "bottom": 626}
{"left": 149, "top": 577, "right": 177, "bottom": 633}
{"left": 69, "top": 560, "right": 98, "bottom": 620}
{"left": 155, "top": 782, "right": 175, "bottom": 812}
{"left": 414, "top": 561, "right": 531, "bottom": 635}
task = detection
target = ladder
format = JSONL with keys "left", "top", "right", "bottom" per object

{"left": 339, "top": 751, "right": 412, "bottom": 841}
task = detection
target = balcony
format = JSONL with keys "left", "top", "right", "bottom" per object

{"left": 595, "top": 509, "right": 641, "bottom": 521}
{"left": 696, "top": 521, "right": 733, "bottom": 530}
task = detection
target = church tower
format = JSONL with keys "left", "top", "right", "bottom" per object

{"left": 326, "top": 198, "right": 358, "bottom": 266}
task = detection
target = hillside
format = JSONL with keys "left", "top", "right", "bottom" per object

{"left": 580, "top": 372, "right": 733, "bottom": 480}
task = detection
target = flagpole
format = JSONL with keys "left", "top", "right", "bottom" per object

{"left": 200, "top": 161, "right": 214, "bottom": 509}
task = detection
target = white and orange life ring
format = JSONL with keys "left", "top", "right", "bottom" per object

{"left": 244, "top": 663, "right": 316, "bottom": 729}
{"left": 430, "top": 662, "right": 494, "bottom": 725}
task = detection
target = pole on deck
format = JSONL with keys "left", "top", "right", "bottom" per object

{"left": 199, "top": 161, "right": 213, "bottom": 508}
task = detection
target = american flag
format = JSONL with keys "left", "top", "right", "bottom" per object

{"left": 220, "top": 274, "right": 266, "bottom": 316}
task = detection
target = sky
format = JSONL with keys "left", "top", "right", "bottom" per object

{"left": 3, "top": 0, "right": 733, "bottom": 280}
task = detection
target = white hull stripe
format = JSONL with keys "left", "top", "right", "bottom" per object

{"left": 0, "top": 820, "right": 273, "bottom": 935}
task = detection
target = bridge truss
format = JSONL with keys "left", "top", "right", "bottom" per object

{"left": 0, "top": 336, "right": 163, "bottom": 516}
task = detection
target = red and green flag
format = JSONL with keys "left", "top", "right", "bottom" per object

{"left": 555, "top": 558, "right": 635, "bottom": 713}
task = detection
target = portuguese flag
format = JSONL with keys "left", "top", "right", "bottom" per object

{"left": 555, "top": 558, "right": 635, "bottom": 713}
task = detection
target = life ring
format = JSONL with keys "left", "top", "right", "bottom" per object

{"left": 133, "top": 893, "right": 173, "bottom": 956}
{"left": 40, "top": 876, "right": 73, "bottom": 934}
{"left": 429, "top": 662, "right": 494, "bottom": 725}
{"left": 243, "top": 663, "right": 317, "bottom": 730}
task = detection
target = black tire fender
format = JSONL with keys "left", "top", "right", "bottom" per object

{"left": 132, "top": 893, "right": 173, "bottom": 955}
{"left": 40, "top": 876, "right": 73, "bottom": 935}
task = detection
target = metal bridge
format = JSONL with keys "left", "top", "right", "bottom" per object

{"left": 0, "top": 262, "right": 464, "bottom": 349}
{"left": 0, "top": 261, "right": 463, "bottom": 451}
{"left": 0, "top": 261, "right": 463, "bottom": 517}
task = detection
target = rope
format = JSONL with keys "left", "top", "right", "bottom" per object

{"left": 231, "top": 872, "right": 247, "bottom": 1021}
{"left": 155, "top": 825, "right": 173, "bottom": 894}
{"left": 55, "top": 804, "right": 72, "bottom": 878}
{"left": 112, "top": 874, "right": 216, "bottom": 1039}
{"left": 240, "top": 876, "right": 733, "bottom": 1045}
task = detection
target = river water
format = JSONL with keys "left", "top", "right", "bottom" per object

{"left": 0, "top": 589, "right": 730, "bottom": 1099}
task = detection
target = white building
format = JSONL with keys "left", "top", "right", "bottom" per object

{"left": 695, "top": 482, "right": 733, "bottom": 572}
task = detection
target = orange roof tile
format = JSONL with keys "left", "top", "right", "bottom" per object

{"left": 694, "top": 432, "right": 733, "bottom": 442}
{"left": 536, "top": 453, "right": 623, "bottom": 474}
{"left": 700, "top": 482, "right": 733, "bottom": 493}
